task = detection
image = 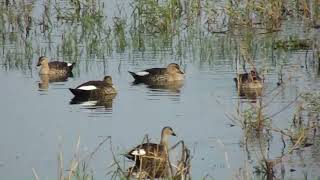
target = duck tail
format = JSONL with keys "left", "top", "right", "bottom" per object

{"left": 69, "top": 88, "right": 91, "bottom": 98}
{"left": 66, "top": 63, "right": 75, "bottom": 76}
{"left": 69, "top": 88, "right": 79, "bottom": 96}
{"left": 69, "top": 62, "right": 76, "bottom": 70}
{"left": 233, "top": 77, "right": 239, "bottom": 88}
{"left": 124, "top": 153, "right": 134, "bottom": 160}
{"left": 128, "top": 71, "right": 138, "bottom": 79}
{"left": 233, "top": 77, "right": 238, "bottom": 82}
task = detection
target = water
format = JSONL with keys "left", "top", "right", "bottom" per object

{"left": 0, "top": 0, "right": 320, "bottom": 179}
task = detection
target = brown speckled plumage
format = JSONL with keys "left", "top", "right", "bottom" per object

{"left": 234, "top": 70, "right": 263, "bottom": 98}
{"left": 37, "top": 56, "right": 75, "bottom": 76}
{"left": 125, "top": 127, "right": 176, "bottom": 178}
{"left": 129, "top": 63, "right": 184, "bottom": 83}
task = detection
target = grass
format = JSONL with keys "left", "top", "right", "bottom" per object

{"left": 1, "top": 0, "right": 319, "bottom": 65}
{"left": 32, "top": 136, "right": 191, "bottom": 180}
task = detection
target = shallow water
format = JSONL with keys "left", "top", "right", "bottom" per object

{"left": 0, "top": 0, "right": 320, "bottom": 179}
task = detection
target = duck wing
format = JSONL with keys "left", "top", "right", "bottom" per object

{"left": 49, "top": 61, "right": 68, "bottom": 69}
{"left": 49, "top": 61, "right": 75, "bottom": 72}
{"left": 129, "top": 68, "right": 167, "bottom": 82}
{"left": 75, "top": 80, "right": 107, "bottom": 89}
{"left": 125, "top": 143, "right": 169, "bottom": 178}
{"left": 125, "top": 143, "right": 166, "bottom": 161}
{"left": 69, "top": 80, "right": 105, "bottom": 97}
{"left": 144, "top": 68, "right": 167, "bottom": 75}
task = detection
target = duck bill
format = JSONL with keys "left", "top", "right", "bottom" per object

{"left": 172, "top": 132, "right": 177, "bottom": 136}
{"left": 36, "top": 63, "right": 41, "bottom": 67}
{"left": 179, "top": 70, "right": 184, "bottom": 74}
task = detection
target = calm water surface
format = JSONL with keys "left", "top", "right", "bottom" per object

{"left": 0, "top": 1, "right": 320, "bottom": 179}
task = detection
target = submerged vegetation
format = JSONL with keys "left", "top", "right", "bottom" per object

{"left": 0, "top": 0, "right": 320, "bottom": 179}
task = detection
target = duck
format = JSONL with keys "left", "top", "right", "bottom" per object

{"left": 125, "top": 126, "right": 177, "bottom": 178}
{"left": 234, "top": 70, "right": 263, "bottom": 98}
{"left": 127, "top": 140, "right": 191, "bottom": 179}
{"left": 129, "top": 63, "right": 184, "bottom": 84}
{"left": 69, "top": 76, "right": 117, "bottom": 99}
{"left": 36, "top": 56, "right": 75, "bottom": 76}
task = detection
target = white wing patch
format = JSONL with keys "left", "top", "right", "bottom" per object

{"left": 77, "top": 85, "right": 97, "bottom": 90}
{"left": 136, "top": 71, "right": 149, "bottom": 76}
{"left": 131, "top": 149, "right": 146, "bottom": 156}
{"left": 67, "top": 63, "right": 72, "bottom": 67}
{"left": 79, "top": 100, "right": 98, "bottom": 106}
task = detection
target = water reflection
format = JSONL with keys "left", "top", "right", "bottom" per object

{"left": 133, "top": 80, "right": 184, "bottom": 92}
{"left": 233, "top": 91, "right": 320, "bottom": 180}
{"left": 70, "top": 94, "right": 116, "bottom": 109}
{"left": 148, "top": 81, "right": 184, "bottom": 92}
{"left": 238, "top": 129, "right": 286, "bottom": 180}
{"left": 130, "top": 80, "right": 183, "bottom": 102}
{"left": 238, "top": 88, "right": 263, "bottom": 100}
{"left": 38, "top": 73, "right": 73, "bottom": 90}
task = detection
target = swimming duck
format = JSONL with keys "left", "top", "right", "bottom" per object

{"left": 37, "top": 56, "right": 75, "bottom": 75}
{"left": 129, "top": 63, "right": 184, "bottom": 83}
{"left": 234, "top": 70, "right": 262, "bottom": 88}
{"left": 234, "top": 70, "right": 263, "bottom": 98}
{"left": 69, "top": 76, "right": 117, "bottom": 99}
{"left": 125, "top": 126, "right": 177, "bottom": 178}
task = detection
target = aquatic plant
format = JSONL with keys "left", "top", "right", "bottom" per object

{"left": 301, "top": 92, "right": 320, "bottom": 113}
{"left": 32, "top": 137, "right": 96, "bottom": 180}
{"left": 275, "top": 36, "right": 312, "bottom": 50}
{"left": 131, "top": 0, "right": 184, "bottom": 34}
{"left": 113, "top": 17, "right": 127, "bottom": 53}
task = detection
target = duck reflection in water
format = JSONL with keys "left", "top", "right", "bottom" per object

{"left": 133, "top": 80, "right": 184, "bottom": 93}
{"left": 69, "top": 94, "right": 116, "bottom": 109}
{"left": 38, "top": 73, "right": 73, "bottom": 90}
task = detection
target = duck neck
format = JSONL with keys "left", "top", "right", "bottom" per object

{"left": 160, "top": 134, "right": 169, "bottom": 150}
{"left": 106, "top": 82, "right": 113, "bottom": 86}
{"left": 40, "top": 63, "right": 49, "bottom": 74}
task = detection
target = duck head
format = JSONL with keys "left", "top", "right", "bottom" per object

{"left": 162, "top": 126, "right": 177, "bottom": 137}
{"left": 250, "top": 70, "right": 259, "bottom": 81}
{"left": 103, "top": 76, "right": 113, "bottom": 85}
{"left": 167, "top": 63, "right": 184, "bottom": 75}
{"left": 160, "top": 126, "right": 176, "bottom": 147}
{"left": 37, "top": 56, "right": 49, "bottom": 67}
